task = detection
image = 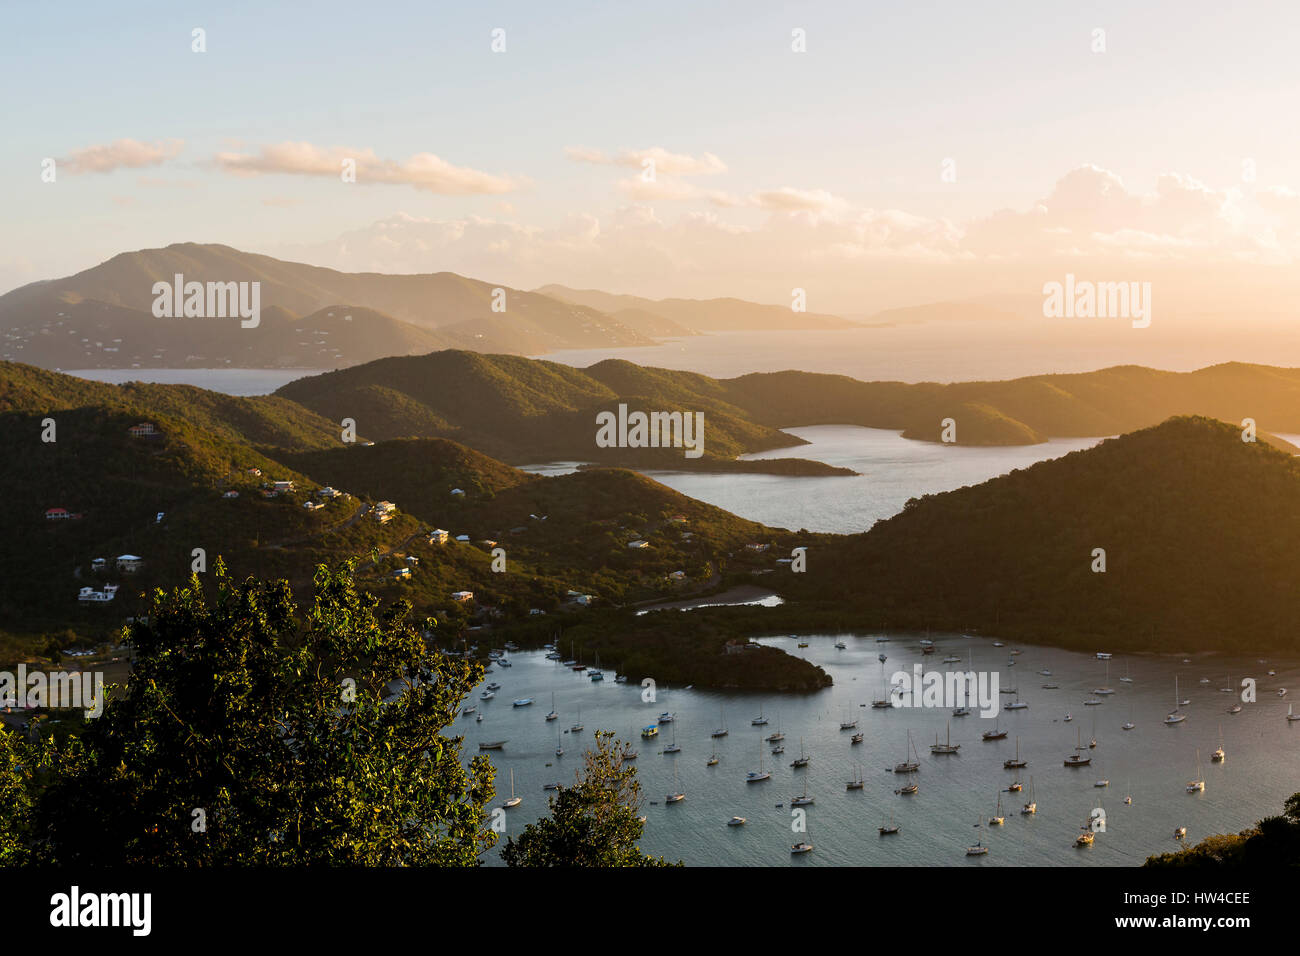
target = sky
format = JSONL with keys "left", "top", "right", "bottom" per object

{"left": 4, "top": 0, "right": 1300, "bottom": 315}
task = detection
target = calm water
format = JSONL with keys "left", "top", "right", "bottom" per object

{"left": 467, "top": 637, "right": 1300, "bottom": 866}
{"left": 539, "top": 322, "right": 1300, "bottom": 383}
{"left": 63, "top": 368, "right": 323, "bottom": 395}
{"left": 523, "top": 426, "right": 1102, "bottom": 533}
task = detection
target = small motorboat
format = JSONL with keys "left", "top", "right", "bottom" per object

{"left": 727, "top": 816, "right": 746, "bottom": 826}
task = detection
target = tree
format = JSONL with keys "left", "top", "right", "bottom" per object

{"left": 501, "top": 731, "right": 679, "bottom": 867}
{"left": 29, "top": 559, "right": 497, "bottom": 865}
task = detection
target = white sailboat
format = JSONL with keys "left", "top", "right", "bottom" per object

{"left": 989, "top": 793, "right": 1005, "bottom": 826}
{"left": 745, "top": 740, "right": 771, "bottom": 782}
{"left": 791, "top": 777, "right": 814, "bottom": 806}
{"left": 545, "top": 691, "right": 558, "bottom": 721}
{"left": 1021, "top": 776, "right": 1037, "bottom": 814}
{"left": 1094, "top": 658, "right": 1115, "bottom": 695}
{"left": 503, "top": 769, "right": 522, "bottom": 808}
{"left": 966, "top": 819, "right": 989, "bottom": 856}
{"left": 1288, "top": 703, "right": 1300, "bottom": 722}
{"left": 846, "top": 762, "right": 865, "bottom": 790}
{"left": 1003, "top": 736, "right": 1026, "bottom": 769}
{"left": 666, "top": 761, "right": 685, "bottom": 803}
{"left": 790, "top": 736, "right": 811, "bottom": 768}
{"left": 1164, "top": 676, "right": 1187, "bottom": 724}
{"left": 1211, "top": 724, "right": 1225, "bottom": 762}
{"left": 1186, "top": 749, "right": 1205, "bottom": 793}
{"left": 766, "top": 713, "right": 785, "bottom": 742}
{"left": 712, "top": 706, "right": 728, "bottom": 738}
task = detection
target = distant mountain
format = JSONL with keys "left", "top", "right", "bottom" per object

{"left": 858, "top": 300, "right": 1024, "bottom": 326}
{"left": 788, "top": 416, "right": 1300, "bottom": 653}
{"left": 0, "top": 243, "right": 654, "bottom": 368}
{"left": 534, "top": 284, "right": 852, "bottom": 331}
{"left": 274, "top": 350, "right": 853, "bottom": 474}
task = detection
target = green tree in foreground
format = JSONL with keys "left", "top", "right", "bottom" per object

{"left": 1145, "top": 791, "right": 1300, "bottom": 866}
{"left": 27, "top": 559, "right": 497, "bottom": 865}
{"left": 501, "top": 731, "right": 679, "bottom": 867}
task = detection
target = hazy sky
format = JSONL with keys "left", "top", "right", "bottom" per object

{"left": 4, "top": 0, "right": 1300, "bottom": 314}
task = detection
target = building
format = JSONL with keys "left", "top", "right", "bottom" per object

{"left": 317, "top": 486, "right": 341, "bottom": 499}
{"left": 90, "top": 557, "right": 106, "bottom": 572}
{"left": 455, "top": 534, "right": 470, "bottom": 543}
{"left": 116, "top": 554, "right": 143, "bottom": 573}
{"left": 78, "top": 584, "right": 119, "bottom": 603}
{"left": 222, "top": 490, "right": 239, "bottom": 499}
{"left": 247, "top": 467, "right": 262, "bottom": 476}
{"left": 44, "top": 507, "right": 72, "bottom": 520}
{"left": 745, "top": 543, "right": 771, "bottom": 553}
{"left": 566, "top": 590, "right": 593, "bottom": 606}
{"left": 392, "top": 567, "right": 412, "bottom": 580}
{"left": 303, "top": 501, "right": 323, "bottom": 511}
{"left": 627, "top": 539, "right": 650, "bottom": 549}
{"left": 405, "top": 555, "right": 419, "bottom": 566}
{"left": 427, "top": 529, "right": 449, "bottom": 544}
{"left": 273, "top": 480, "right": 296, "bottom": 493}
{"left": 128, "top": 422, "right": 157, "bottom": 438}
{"left": 450, "top": 488, "right": 465, "bottom": 497}
{"left": 451, "top": 590, "right": 474, "bottom": 602}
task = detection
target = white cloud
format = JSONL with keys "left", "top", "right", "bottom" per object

{"left": 213, "top": 142, "right": 520, "bottom": 194}
{"left": 60, "top": 139, "right": 183, "bottom": 174}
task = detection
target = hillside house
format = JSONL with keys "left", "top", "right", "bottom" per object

{"left": 373, "top": 501, "right": 397, "bottom": 522}
{"left": 627, "top": 539, "right": 650, "bottom": 549}
{"left": 128, "top": 422, "right": 157, "bottom": 438}
{"left": 405, "top": 555, "right": 419, "bottom": 566}
{"left": 565, "top": 590, "right": 593, "bottom": 606}
{"left": 273, "top": 480, "right": 296, "bottom": 493}
{"left": 450, "top": 488, "right": 465, "bottom": 497}
{"left": 116, "top": 554, "right": 143, "bottom": 573}
{"left": 303, "top": 501, "right": 323, "bottom": 511}
{"left": 90, "top": 557, "right": 106, "bottom": 572}
{"left": 247, "top": 468, "right": 261, "bottom": 476}
{"left": 44, "top": 507, "right": 72, "bottom": 520}
{"left": 317, "top": 486, "right": 341, "bottom": 498}
{"left": 392, "top": 567, "right": 412, "bottom": 580}
{"left": 427, "top": 529, "right": 449, "bottom": 544}
{"left": 78, "top": 584, "right": 119, "bottom": 603}
{"left": 451, "top": 590, "right": 474, "bottom": 602}
{"left": 222, "top": 490, "right": 239, "bottom": 499}
{"left": 455, "top": 534, "right": 470, "bottom": 543}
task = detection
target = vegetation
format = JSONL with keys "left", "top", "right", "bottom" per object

{"left": 501, "top": 731, "right": 679, "bottom": 867}
{"left": 1145, "top": 792, "right": 1300, "bottom": 866}
{"left": 6, "top": 561, "right": 498, "bottom": 865}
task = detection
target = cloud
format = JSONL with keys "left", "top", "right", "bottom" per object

{"left": 567, "top": 146, "right": 727, "bottom": 177}
{"left": 213, "top": 142, "right": 520, "bottom": 194}
{"left": 60, "top": 139, "right": 183, "bottom": 174}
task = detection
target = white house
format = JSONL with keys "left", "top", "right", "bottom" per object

{"left": 392, "top": 567, "right": 412, "bottom": 580}
{"left": 455, "top": 534, "right": 470, "bottom": 543}
{"left": 90, "top": 557, "right": 106, "bottom": 572}
{"left": 428, "top": 529, "right": 449, "bottom": 544}
{"left": 450, "top": 488, "right": 465, "bottom": 497}
{"left": 405, "top": 555, "right": 419, "bottom": 566}
{"left": 116, "top": 554, "right": 143, "bottom": 573}
{"left": 566, "top": 590, "right": 593, "bottom": 606}
{"left": 273, "top": 480, "right": 296, "bottom": 493}
{"left": 318, "top": 486, "right": 341, "bottom": 498}
{"left": 627, "top": 539, "right": 649, "bottom": 549}
{"left": 222, "top": 490, "right": 239, "bottom": 499}
{"left": 451, "top": 590, "right": 474, "bottom": 602}
{"left": 44, "top": 507, "right": 72, "bottom": 520}
{"left": 373, "top": 501, "right": 397, "bottom": 523}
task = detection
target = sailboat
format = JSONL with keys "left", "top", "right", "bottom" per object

{"left": 791, "top": 777, "right": 814, "bottom": 806}
{"left": 570, "top": 706, "right": 584, "bottom": 733}
{"left": 1123, "top": 699, "right": 1135, "bottom": 731}
{"left": 666, "top": 761, "right": 685, "bottom": 803}
{"left": 1165, "top": 676, "right": 1187, "bottom": 724}
{"left": 893, "top": 730, "right": 921, "bottom": 774}
{"left": 846, "top": 762, "right": 865, "bottom": 790}
{"left": 872, "top": 659, "right": 892, "bottom": 709}
{"left": 712, "top": 706, "right": 728, "bottom": 738}
{"left": 751, "top": 706, "right": 768, "bottom": 726}
{"left": 1288, "top": 703, "right": 1300, "bottom": 722}
{"left": 1211, "top": 725, "right": 1225, "bottom": 762}
{"left": 1119, "top": 660, "right": 1133, "bottom": 683}
{"left": 790, "top": 736, "right": 811, "bottom": 768}
{"left": 1003, "top": 736, "right": 1027, "bottom": 769}
{"left": 1186, "top": 749, "right": 1205, "bottom": 793}
{"left": 982, "top": 715, "right": 1008, "bottom": 741}
{"left": 878, "top": 810, "right": 900, "bottom": 835}
{"left": 966, "top": 819, "right": 989, "bottom": 856}
{"left": 839, "top": 709, "right": 858, "bottom": 730}
{"left": 1094, "top": 658, "right": 1115, "bottom": 695}
{"left": 989, "top": 792, "right": 1005, "bottom": 826}
{"left": 1021, "top": 776, "right": 1037, "bottom": 814}
{"left": 503, "top": 769, "right": 522, "bottom": 808}
{"left": 663, "top": 723, "right": 681, "bottom": 754}
{"left": 555, "top": 726, "right": 564, "bottom": 757}
{"left": 931, "top": 721, "right": 960, "bottom": 754}
{"left": 1064, "top": 725, "right": 1091, "bottom": 766}
{"left": 766, "top": 713, "right": 785, "bottom": 742}
{"left": 707, "top": 744, "right": 719, "bottom": 767}
{"left": 745, "top": 739, "right": 772, "bottom": 783}
{"left": 621, "top": 729, "right": 638, "bottom": 760}
{"left": 1004, "top": 664, "right": 1028, "bottom": 710}
{"left": 545, "top": 692, "right": 558, "bottom": 721}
